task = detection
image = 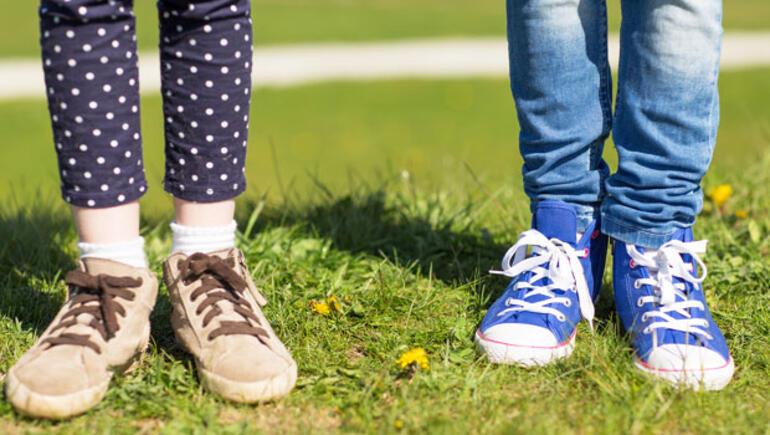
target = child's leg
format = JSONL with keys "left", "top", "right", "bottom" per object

{"left": 6, "top": 0, "right": 157, "bottom": 419}
{"left": 40, "top": 0, "right": 147, "bottom": 265}
{"left": 156, "top": 0, "right": 253, "bottom": 253}
{"left": 602, "top": 0, "right": 722, "bottom": 247}
{"left": 507, "top": 0, "right": 612, "bottom": 231}
{"left": 475, "top": 0, "right": 612, "bottom": 366}
{"left": 156, "top": 0, "right": 296, "bottom": 402}
{"left": 606, "top": 0, "right": 731, "bottom": 390}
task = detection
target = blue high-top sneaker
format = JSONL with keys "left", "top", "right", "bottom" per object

{"left": 613, "top": 227, "right": 734, "bottom": 390}
{"left": 475, "top": 201, "right": 608, "bottom": 366}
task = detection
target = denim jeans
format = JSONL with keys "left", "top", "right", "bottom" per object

{"left": 507, "top": 0, "right": 722, "bottom": 248}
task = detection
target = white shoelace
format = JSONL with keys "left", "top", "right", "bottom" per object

{"left": 627, "top": 240, "right": 713, "bottom": 340}
{"left": 490, "top": 230, "right": 594, "bottom": 329}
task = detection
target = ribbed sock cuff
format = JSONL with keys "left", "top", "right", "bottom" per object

{"left": 78, "top": 237, "right": 147, "bottom": 268}
{"left": 170, "top": 220, "right": 237, "bottom": 255}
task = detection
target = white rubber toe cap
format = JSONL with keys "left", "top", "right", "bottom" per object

{"left": 482, "top": 323, "right": 559, "bottom": 348}
{"left": 635, "top": 344, "right": 734, "bottom": 391}
{"left": 475, "top": 323, "right": 574, "bottom": 366}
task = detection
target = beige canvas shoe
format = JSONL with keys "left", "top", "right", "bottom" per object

{"left": 5, "top": 258, "right": 158, "bottom": 419}
{"left": 163, "top": 249, "right": 296, "bottom": 403}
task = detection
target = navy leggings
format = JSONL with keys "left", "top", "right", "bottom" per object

{"left": 39, "top": 0, "right": 252, "bottom": 207}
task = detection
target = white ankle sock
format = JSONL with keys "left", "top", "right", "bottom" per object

{"left": 78, "top": 237, "right": 148, "bottom": 268}
{"left": 170, "top": 220, "right": 237, "bottom": 255}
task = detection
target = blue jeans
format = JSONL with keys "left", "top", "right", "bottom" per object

{"left": 508, "top": 0, "right": 722, "bottom": 248}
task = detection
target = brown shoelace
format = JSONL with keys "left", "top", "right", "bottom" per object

{"left": 177, "top": 253, "right": 269, "bottom": 343}
{"left": 42, "top": 271, "right": 142, "bottom": 354}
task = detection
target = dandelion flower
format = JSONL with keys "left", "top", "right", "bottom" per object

{"left": 396, "top": 348, "right": 429, "bottom": 370}
{"left": 394, "top": 420, "right": 404, "bottom": 429}
{"left": 709, "top": 184, "right": 732, "bottom": 208}
{"left": 311, "top": 301, "right": 331, "bottom": 316}
{"left": 328, "top": 295, "right": 341, "bottom": 312}
{"left": 735, "top": 209, "right": 748, "bottom": 219}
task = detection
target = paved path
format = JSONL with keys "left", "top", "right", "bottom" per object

{"left": 1, "top": 32, "right": 769, "bottom": 100}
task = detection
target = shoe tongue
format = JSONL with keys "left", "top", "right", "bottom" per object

{"left": 532, "top": 201, "right": 577, "bottom": 246}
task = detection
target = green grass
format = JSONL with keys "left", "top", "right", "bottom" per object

{"left": 0, "top": 68, "right": 769, "bottom": 432}
{"left": 2, "top": 0, "right": 769, "bottom": 58}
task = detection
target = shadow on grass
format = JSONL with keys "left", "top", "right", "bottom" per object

{"left": 0, "top": 203, "right": 75, "bottom": 335}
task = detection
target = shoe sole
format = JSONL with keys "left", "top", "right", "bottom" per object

{"left": 198, "top": 359, "right": 298, "bottom": 403}
{"left": 4, "top": 321, "right": 151, "bottom": 419}
{"left": 474, "top": 329, "right": 576, "bottom": 366}
{"left": 633, "top": 357, "right": 735, "bottom": 391}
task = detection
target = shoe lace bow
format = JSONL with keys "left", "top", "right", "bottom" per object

{"left": 177, "top": 253, "right": 269, "bottom": 343}
{"left": 490, "top": 229, "right": 594, "bottom": 329}
{"left": 43, "top": 271, "right": 142, "bottom": 354}
{"left": 627, "top": 239, "right": 712, "bottom": 340}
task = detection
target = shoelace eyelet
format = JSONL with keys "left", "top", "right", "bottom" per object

{"left": 636, "top": 298, "right": 644, "bottom": 307}
{"left": 582, "top": 248, "right": 589, "bottom": 258}
{"left": 629, "top": 259, "right": 636, "bottom": 269}
{"left": 633, "top": 280, "right": 642, "bottom": 289}
{"left": 564, "top": 299, "right": 572, "bottom": 307}
{"left": 641, "top": 313, "right": 649, "bottom": 322}
{"left": 643, "top": 327, "right": 651, "bottom": 334}
{"left": 557, "top": 314, "right": 566, "bottom": 322}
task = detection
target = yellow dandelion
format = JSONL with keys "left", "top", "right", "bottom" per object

{"left": 735, "top": 209, "right": 748, "bottom": 219}
{"left": 343, "top": 295, "right": 351, "bottom": 302}
{"left": 328, "top": 295, "right": 341, "bottom": 312}
{"left": 311, "top": 301, "right": 331, "bottom": 316}
{"left": 709, "top": 184, "right": 732, "bottom": 208}
{"left": 394, "top": 420, "right": 404, "bottom": 429}
{"left": 396, "top": 348, "right": 429, "bottom": 370}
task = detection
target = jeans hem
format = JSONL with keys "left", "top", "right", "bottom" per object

{"left": 600, "top": 214, "right": 682, "bottom": 248}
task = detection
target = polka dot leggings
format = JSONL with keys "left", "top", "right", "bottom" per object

{"left": 39, "top": 0, "right": 253, "bottom": 208}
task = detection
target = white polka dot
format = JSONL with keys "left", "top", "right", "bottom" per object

{"left": 82, "top": 44, "right": 92, "bottom": 52}
{"left": 233, "top": 158, "right": 238, "bottom": 164}
{"left": 126, "top": 51, "right": 133, "bottom": 59}
{"left": 119, "top": 96, "right": 127, "bottom": 103}
{"left": 140, "top": 186, "right": 146, "bottom": 192}
{"left": 190, "top": 94, "right": 198, "bottom": 101}
{"left": 118, "top": 194, "right": 126, "bottom": 202}
{"left": 190, "top": 66, "right": 198, "bottom": 74}
{"left": 233, "top": 183, "right": 238, "bottom": 190}
{"left": 66, "top": 30, "right": 75, "bottom": 39}
{"left": 79, "top": 144, "right": 88, "bottom": 151}
{"left": 101, "top": 184, "right": 109, "bottom": 191}
{"left": 97, "top": 156, "right": 105, "bottom": 164}
{"left": 98, "top": 28, "right": 107, "bottom": 37}
{"left": 230, "top": 5, "right": 237, "bottom": 12}
{"left": 220, "top": 38, "right": 228, "bottom": 47}
{"left": 111, "top": 166, "right": 121, "bottom": 175}
{"left": 87, "top": 200, "right": 95, "bottom": 206}
{"left": 221, "top": 121, "right": 229, "bottom": 128}
{"left": 112, "top": 40, "right": 120, "bottom": 48}
{"left": 131, "top": 105, "right": 138, "bottom": 113}
{"left": 68, "top": 59, "right": 77, "bottom": 67}
{"left": 205, "top": 162, "right": 214, "bottom": 169}
{"left": 235, "top": 78, "right": 242, "bottom": 86}
{"left": 122, "top": 123, "right": 129, "bottom": 130}
{"left": 93, "top": 129, "right": 101, "bottom": 136}
{"left": 206, "top": 188, "right": 213, "bottom": 195}
{"left": 175, "top": 51, "right": 182, "bottom": 58}
{"left": 110, "top": 139, "right": 118, "bottom": 147}
{"left": 179, "top": 158, "right": 185, "bottom": 165}
{"left": 244, "top": 35, "right": 250, "bottom": 42}
{"left": 89, "top": 101, "right": 98, "bottom": 109}
{"left": 116, "top": 67, "right": 124, "bottom": 75}
{"left": 176, "top": 25, "right": 183, "bottom": 32}
{"left": 220, "top": 174, "right": 228, "bottom": 181}
{"left": 78, "top": 6, "right": 87, "bottom": 15}
{"left": 64, "top": 130, "right": 72, "bottom": 137}
{"left": 234, "top": 23, "right": 241, "bottom": 31}
{"left": 125, "top": 151, "right": 132, "bottom": 158}
{"left": 221, "top": 94, "right": 229, "bottom": 101}
{"left": 54, "top": 45, "right": 61, "bottom": 53}
{"left": 179, "top": 184, "right": 185, "bottom": 191}
{"left": 191, "top": 121, "right": 199, "bottom": 128}
{"left": 204, "top": 53, "right": 213, "bottom": 61}
{"left": 234, "top": 105, "right": 241, "bottom": 112}
{"left": 204, "top": 25, "right": 212, "bottom": 33}
{"left": 103, "top": 84, "right": 112, "bottom": 92}
{"left": 206, "top": 135, "right": 214, "bottom": 142}
{"left": 191, "top": 147, "right": 198, "bottom": 154}
{"left": 178, "top": 132, "right": 185, "bottom": 139}
{"left": 177, "top": 106, "right": 184, "bottom": 113}
{"left": 129, "top": 177, "right": 135, "bottom": 184}
{"left": 235, "top": 51, "right": 242, "bottom": 58}
{"left": 100, "top": 56, "right": 109, "bottom": 64}
{"left": 133, "top": 133, "right": 140, "bottom": 140}
{"left": 71, "top": 88, "right": 80, "bottom": 96}
{"left": 221, "top": 66, "right": 229, "bottom": 74}
{"left": 192, "top": 174, "right": 199, "bottom": 181}
{"left": 220, "top": 147, "right": 228, "bottom": 154}
{"left": 68, "top": 158, "right": 76, "bottom": 166}
{"left": 233, "top": 131, "right": 240, "bottom": 138}
{"left": 56, "top": 73, "right": 64, "bottom": 81}
{"left": 52, "top": 115, "right": 59, "bottom": 122}
{"left": 177, "top": 78, "right": 184, "bottom": 86}
{"left": 129, "top": 78, "right": 136, "bottom": 86}
{"left": 205, "top": 108, "right": 214, "bottom": 115}
{"left": 84, "top": 171, "right": 92, "bottom": 179}
{"left": 189, "top": 38, "right": 197, "bottom": 46}
{"left": 85, "top": 72, "right": 95, "bottom": 80}
{"left": 205, "top": 80, "right": 213, "bottom": 88}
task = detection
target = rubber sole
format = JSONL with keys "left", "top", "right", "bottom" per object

{"left": 633, "top": 357, "right": 735, "bottom": 391}
{"left": 474, "top": 329, "right": 576, "bottom": 367}
{"left": 5, "top": 322, "right": 151, "bottom": 420}
{"left": 198, "top": 359, "right": 297, "bottom": 403}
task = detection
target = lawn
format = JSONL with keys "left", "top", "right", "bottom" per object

{"left": 1, "top": 0, "right": 769, "bottom": 58}
{"left": 1, "top": 67, "right": 770, "bottom": 432}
